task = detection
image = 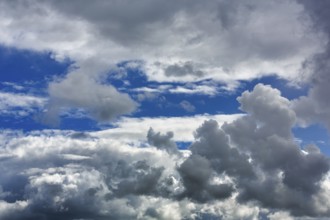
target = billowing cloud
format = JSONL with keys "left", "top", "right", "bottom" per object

{"left": 222, "top": 84, "right": 329, "bottom": 216}
{"left": 0, "top": 84, "right": 329, "bottom": 219}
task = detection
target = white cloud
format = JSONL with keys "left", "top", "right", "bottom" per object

{"left": 0, "top": 91, "right": 46, "bottom": 117}
{"left": 131, "top": 83, "right": 221, "bottom": 96}
{"left": 169, "top": 84, "right": 219, "bottom": 96}
{"left": 96, "top": 114, "right": 243, "bottom": 143}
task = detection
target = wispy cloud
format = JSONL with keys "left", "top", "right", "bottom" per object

{"left": 0, "top": 91, "right": 46, "bottom": 117}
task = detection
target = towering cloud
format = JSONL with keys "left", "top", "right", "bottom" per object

{"left": 223, "top": 84, "right": 329, "bottom": 216}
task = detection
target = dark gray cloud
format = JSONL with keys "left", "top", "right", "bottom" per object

{"left": 113, "top": 160, "right": 164, "bottom": 197}
{"left": 177, "top": 154, "right": 234, "bottom": 203}
{"left": 222, "top": 84, "right": 330, "bottom": 216}
{"left": 45, "top": 0, "right": 188, "bottom": 47}
{"left": 190, "top": 120, "right": 254, "bottom": 179}
{"left": 147, "top": 128, "right": 179, "bottom": 154}
{"left": 293, "top": 0, "right": 330, "bottom": 130}
{"left": 165, "top": 62, "right": 206, "bottom": 78}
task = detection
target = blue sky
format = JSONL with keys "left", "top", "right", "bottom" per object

{"left": 1, "top": 0, "right": 330, "bottom": 219}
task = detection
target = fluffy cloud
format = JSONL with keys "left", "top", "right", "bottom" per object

{"left": 0, "top": 84, "right": 329, "bottom": 219}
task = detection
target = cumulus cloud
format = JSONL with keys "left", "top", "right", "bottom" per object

{"left": 223, "top": 84, "right": 329, "bottom": 216}
{"left": 0, "top": 84, "right": 329, "bottom": 219}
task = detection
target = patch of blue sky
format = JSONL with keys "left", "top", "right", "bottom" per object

{"left": 176, "top": 141, "right": 191, "bottom": 150}
{"left": 293, "top": 124, "right": 330, "bottom": 155}
{"left": 0, "top": 45, "right": 72, "bottom": 95}
{"left": 0, "top": 110, "right": 45, "bottom": 131}
{"left": 112, "top": 66, "right": 309, "bottom": 118}
{"left": 58, "top": 116, "right": 101, "bottom": 131}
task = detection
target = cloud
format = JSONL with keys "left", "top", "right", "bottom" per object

{"left": 96, "top": 113, "right": 242, "bottom": 143}
{"left": 291, "top": 1, "right": 330, "bottom": 131}
{"left": 131, "top": 82, "right": 221, "bottom": 96}
{"left": 147, "top": 128, "right": 179, "bottom": 155}
{"left": 180, "top": 100, "right": 196, "bottom": 112}
{"left": 0, "top": 129, "right": 181, "bottom": 219}
{"left": 222, "top": 84, "right": 329, "bottom": 216}
{"left": 177, "top": 154, "right": 234, "bottom": 202}
{"left": 0, "top": 91, "right": 46, "bottom": 117}
{"left": 43, "top": 70, "right": 137, "bottom": 125}
{"left": 164, "top": 61, "right": 206, "bottom": 78}
{"left": 169, "top": 84, "right": 220, "bottom": 96}
{"left": 0, "top": 0, "right": 326, "bottom": 123}
{"left": 0, "top": 84, "right": 329, "bottom": 219}
{"left": 1, "top": 0, "right": 330, "bottom": 218}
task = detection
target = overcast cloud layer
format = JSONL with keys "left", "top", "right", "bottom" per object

{"left": 1, "top": 0, "right": 330, "bottom": 219}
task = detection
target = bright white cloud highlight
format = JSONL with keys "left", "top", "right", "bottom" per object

{"left": 96, "top": 114, "right": 242, "bottom": 143}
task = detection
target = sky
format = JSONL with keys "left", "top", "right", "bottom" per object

{"left": 1, "top": 0, "right": 330, "bottom": 219}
